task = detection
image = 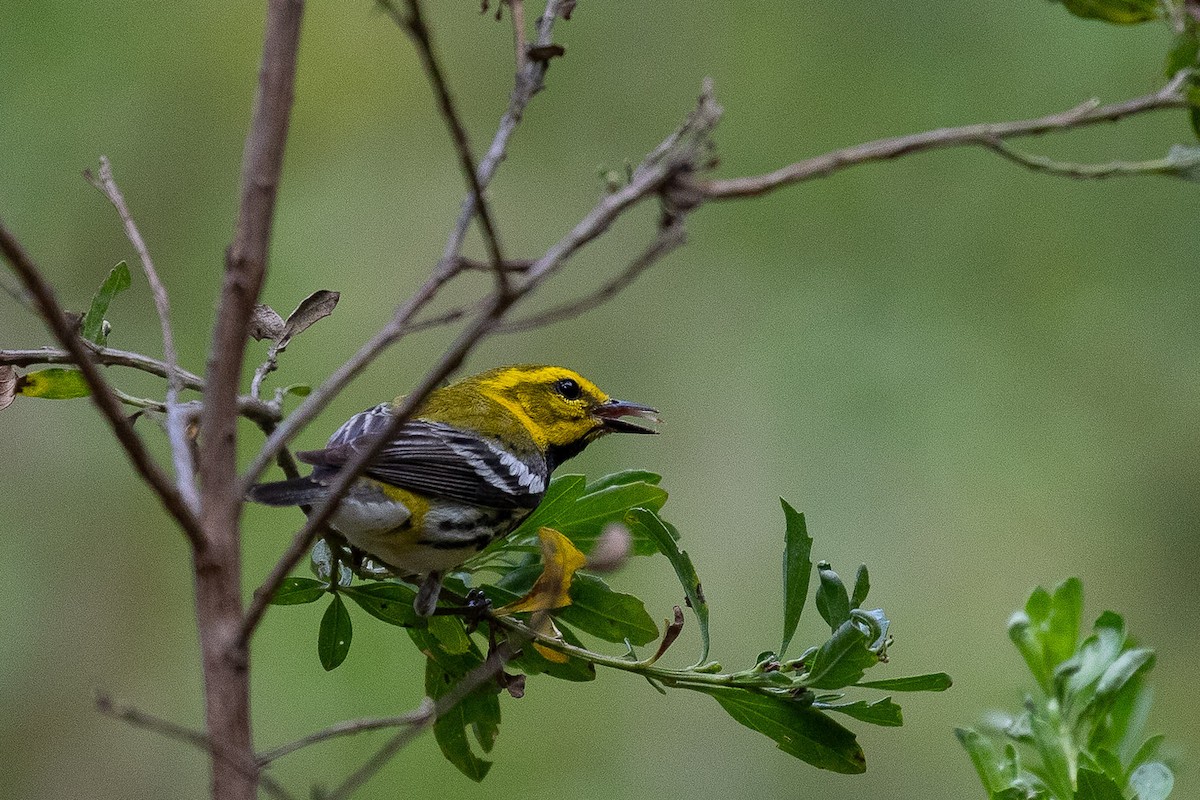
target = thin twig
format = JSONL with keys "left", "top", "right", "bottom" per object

{"left": 380, "top": 0, "right": 510, "bottom": 295}
{"left": 1, "top": 274, "right": 36, "bottom": 311}
{"left": 321, "top": 644, "right": 516, "bottom": 800}
{"left": 982, "top": 138, "right": 1200, "bottom": 179}
{"left": 0, "top": 345, "right": 204, "bottom": 388}
{"left": 697, "top": 70, "right": 1192, "bottom": 199}
{"left": 495, "top": 220, "right": 687, "bottom": 333}
{"left": 95, "top": 694, "right": 296, "bottom": 800}
{"left": 257, "top": 700, "right": 435, "bottom": 764}
{"left": 510, "top": 0, "right": 527, "bottom": 72}
{"left": 0, "top": 219, "right": 204, "bottom": 548}
{"left": 87, "top": 156, "right": 198, "bottom": 512}
{"left": 240, "top": 0, "right": 563, "bottom": 489}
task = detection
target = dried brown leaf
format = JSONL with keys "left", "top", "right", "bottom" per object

{"left": 279, "top": 290, "right": 340, "bottom": 347}
{"left": 249, "top": 304, "right": 286, "bottom": 341}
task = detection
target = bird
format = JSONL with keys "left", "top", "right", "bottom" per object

{"left": 248, "top": 364, "right": 659, "bottom": 612}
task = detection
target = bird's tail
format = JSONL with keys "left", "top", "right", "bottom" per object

{"left": 246, "top": 476, "right": 329, "bottom": 507}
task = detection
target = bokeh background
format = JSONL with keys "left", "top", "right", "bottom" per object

{"left": 3, "top": 2, "right": 1197, "bottom": 798}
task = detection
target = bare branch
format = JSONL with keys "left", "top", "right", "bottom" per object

{"left": 241, "top": 0, "right": 564, "bottom": 488}
{"left": 321, "top": 644, "right": 516, "bottom": 800}
{"left": 509, "top": 0, "right": 528, "bottom": 72}
{"left": 495, "top": 220, "right": 687, "bottom": 334}
{"left": 380, "top": 0, "right": 510, "bottom": 294}
{"left": 0, "top": 345, "right": 204, "bottom": 389}
{"left": 193, "top": 2, "right": 307, "bottom": 800}
{"left": 697, "top": 71, "right": 1192, "bottom": 200}
{"left": 257, "top": 700, "right": 434, "bottom": 764}
{"left": 95, "top": 694, "right": 296, "bottom": 800}
{"left": 0, "top": 219, "right": 204, "bottom": 548}
{"left": 87, "top": 156, "right": 198, "bottom": 512}
{"left": 1, "top": 274, "right": 36, "bottom": 312}
{"left": 982, "top": 138, "right": 1200, "bottom": 179}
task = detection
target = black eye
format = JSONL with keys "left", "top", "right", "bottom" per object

{"left": 554, "top": 378, "right": 582, "bottom": 400}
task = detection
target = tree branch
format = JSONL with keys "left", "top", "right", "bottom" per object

{"left": 982, "top": 138, "right": 1200, "bottom": 179}
{"left": 87, "top": 156, "right": 198, "bottom": 512}
{"left": 256, "top": 701, "right": 435, "bottom": 765}
{"left": 193, "top": 2, "right": 306, "bottom": 800}
{"left": 380, "top": 0, "right": 511, "bottom": 294}
{"left": 240, "top": 0, "right": 564, "bottom": 489}
{"left": 0, "top": 345, "right": 204, "bottom": 389}
{"left": 95, "top": 694, "right": 296, "bottom": 800}
{"left": 495, "top": 219, "right": 687, "bottom": 334}
{"left": 697, "top": 71, "right": 1192, "bottom": 200}
{"left": 0, "top": 219, "right": 204, "bottom": 548}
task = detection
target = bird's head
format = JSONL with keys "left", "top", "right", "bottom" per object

{"left": 449, "top": 364, "right": 659, "bottom": 466}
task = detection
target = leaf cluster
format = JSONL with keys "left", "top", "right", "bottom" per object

{"left": 272, "top": 476, "right": 951, "bottom": 781}
{"left": 957, "top": 578, "right": 1175, "bottom": 800}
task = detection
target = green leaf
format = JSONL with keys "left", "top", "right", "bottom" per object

{"left": 1030, "top": 714, "right": 1074, "bottom": 800}
{"left": 318, "top": 595, "right": 353, "bottom": 671}
{"left": 780, "top": 499, "right": 813, "bottom": 658}
{"left": 270, "top": 576, "right": 327, "bottom": 605}
{"left": 815, "top": 562, "right": 851, "bottom": 632}
{"left": 694, "top": 687, "right": 866, "bottom": 774}
{"left": 556, "top": 573, "right": 658, "bottom": 645}
{"left": 1128, "top": 762, "right": 1174, "bottom": 800}
{"left": 16, "top": 368, "right": 91, "bottom": 399}
{"left": 849, "top": 564, "right": 870, "bottom": 609}
{"left": 424, "top": 653, "right": 498, "bottom": 782}
{"left": 955, "top": 728, "right": 1008, "bottom": 793}
{"left": 1128, "top": 734, "right": 1166, "bottom": 774}
{"left": 1053, "top": 0, "right": 1160, "bottom": 24}
{"left": 625, "top": 507, "right": 709, "bottom": 662}
{"left": 855, "top": 672, "right": 953, "bottom": 692}
{"left": 804, "top": 618, "right": 880, "bottom": 690}
{"left": 341, "top": 582, "right": 418, "bottom": 627}
{"left": 816, "top": 696, "right": 902, "bottom": 727}
{"left": 428, "top": 615, "right": 471, "bottom": 655}
{"left": 558, "top": 482, "right": 669, "bottom": 554}
{"left": 281, "top": 383, "right": 312, "bottom": 397}
{"left": 81, "top": 261, "right": 131, "bottom": 344}
{"left": 1046, "top": 578, "right": 1084, "bottom": 668}
{"left": 509, "top": 475, "right": 587, "bottom": 535}
{"left": 1165, "top": 28, "right": 1200, "bottom": 77}
{"left": 1074, "top": 768, "right": 1126, "bottom": 800}
{"left": 1094, "top": 648, "right": 1155, "bottom": 705}
{"left": 584, "top": 469, "right": 662, "bottom": 492}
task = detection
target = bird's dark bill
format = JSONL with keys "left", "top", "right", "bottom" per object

{"left": 594, "top": 399, "right": 660, "bottom": 434}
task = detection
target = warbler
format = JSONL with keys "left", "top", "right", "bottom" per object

{"left": 248, "top": 365, "right": 658, "bottom": 605}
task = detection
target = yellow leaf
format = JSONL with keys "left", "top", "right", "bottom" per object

{"left": 497, "top": 527, "right": 586, "bottom": 614}
{"left": 531, "top": 617, "right": 570, "bottom": 664}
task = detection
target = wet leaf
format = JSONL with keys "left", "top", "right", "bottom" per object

{"left": 694, "top": 686, "right": 866, "bottom": 774}
{"left": 279, "top": 290, "right": 340, "bottom": 347}
{"left": 626, "top": 507, "right": 709, "bottom": 662}
{"left": 318, "top": 595, "right": 353, "bottom": 671}
{"left": 81, "top": 261, "right": 131, "bottom": 344}
{"left": 16, "top": 368, "right": 90, "bottom": 399}
{"left": 269, "top": 576, "right": 327, "bottom": 605}
{"left": 780, "top": 499, "right": 812, "bottom": 657}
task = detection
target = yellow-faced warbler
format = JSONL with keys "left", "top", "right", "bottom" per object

{"left": 248, "top": 365, "right": 658, "bottom": 609}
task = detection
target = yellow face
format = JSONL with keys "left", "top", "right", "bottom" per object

{"left": 476, "top": 365, "right": 614, "bottom": 448}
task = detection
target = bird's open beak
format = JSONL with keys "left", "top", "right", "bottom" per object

{"left": 593, "top": 399, "right": 661, "bottom": 434}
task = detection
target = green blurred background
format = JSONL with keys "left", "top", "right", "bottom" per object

{"left": 3, "top": 2, "right": 1196, "bottom": 798}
